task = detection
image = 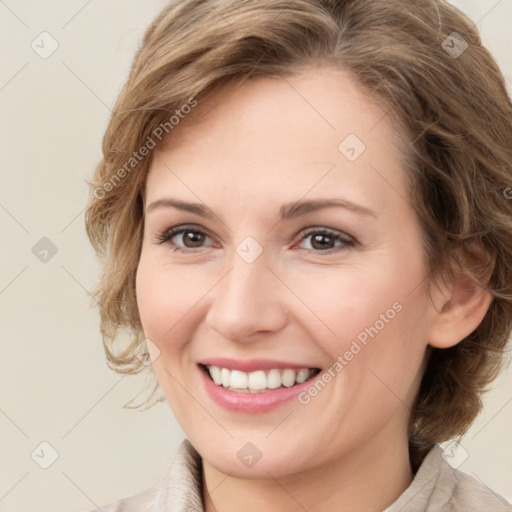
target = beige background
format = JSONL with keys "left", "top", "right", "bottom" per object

{"left": 0, "top": 1, "right": 510, "bottom": 511}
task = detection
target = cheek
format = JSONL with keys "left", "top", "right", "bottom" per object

{"left": 135, "top": 254, "right": 208, "bottom": 343}
{"left": 297, "top": 254, "right": 430, "bottom": 397}
{"left": 135, "top": 262, "right": 175, "bottom": 341}
{"left": 285, "top": 263, "right": 410, "bottom": 358}
{"left": 135, "top": 255, "right": 204, "bottom": 415}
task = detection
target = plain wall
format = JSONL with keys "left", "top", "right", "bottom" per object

{"left": 0, "top": 1, "right": 510, "bottom": 511}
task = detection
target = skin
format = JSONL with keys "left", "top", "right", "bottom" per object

{"left": 135, "top": 67, "right": 491, "bottom": 512}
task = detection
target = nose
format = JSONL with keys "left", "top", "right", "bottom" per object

{"left": 205, "top": 253, "right": 288, "bottom": 342}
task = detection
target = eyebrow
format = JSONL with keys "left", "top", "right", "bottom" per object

{"left": 146, "top": 197, "right": 377, "bottom": 220}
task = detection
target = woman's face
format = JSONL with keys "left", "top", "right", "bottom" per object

{"left": 136, "top": 67, "right": 438, "bottom": 478}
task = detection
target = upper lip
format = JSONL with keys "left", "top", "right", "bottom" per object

{"left": 198, "top": 357, "right": 321, "bottom": 373}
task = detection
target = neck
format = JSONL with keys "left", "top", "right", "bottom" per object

{"left": 202, "top": 433, "right": 413, "bottom": 512}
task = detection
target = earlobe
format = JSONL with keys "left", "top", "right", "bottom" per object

{"left": 427, "top": 247, "right": 493, "bottom": 349}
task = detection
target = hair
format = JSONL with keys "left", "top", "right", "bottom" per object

{"left": 85, "top": 0, "right": 512, "bottom": 469}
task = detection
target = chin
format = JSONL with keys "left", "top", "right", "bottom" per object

{"left": 193, "top": 432, "right": 314, "bottom": 480}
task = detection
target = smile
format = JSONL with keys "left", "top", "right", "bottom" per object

{"left": 202, "top": 365, "right": 321, "bottom": 393}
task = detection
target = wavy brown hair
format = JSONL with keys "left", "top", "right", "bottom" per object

{"left": 85, "top": 0, "right": 512, "bottom": 468}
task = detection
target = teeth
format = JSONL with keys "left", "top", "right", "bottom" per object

{"left": 248, "top": 370, "right": 266, "bottom": 390}
{"left": 210, "top": 366, "right": 222, "bottom": 385}
{"left": 281, "top": 369, "right": 296, "bottom": 387}
{"left": 221, "top": 368, "right": 230, "bottom": 387}
{"left": 205, "top": 366, "right": 317, "bottom": 392}
{"left": 296, "top": 369, "right": 310, "bottom": 384}
{"left": 267, "top": 369, "right": 282, "bottom": 389}
{"left": 230, "top": 370, "right": 248, "bottom": 390}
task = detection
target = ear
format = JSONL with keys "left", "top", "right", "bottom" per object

{"left": 427, "top": 244, "right": 493, "bottom": 349}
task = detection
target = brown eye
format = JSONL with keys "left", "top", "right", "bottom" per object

{"left": 155, "top": 225, "right": 214, "bottom": 252}
{"left": 298, "top": 228, "right": 355, "bottom": 253}
{"left": 310, "top": 233, "right": 336, "bottom": 250}
{"left": 181, "top": 230, "right": 206, "bottom": 247}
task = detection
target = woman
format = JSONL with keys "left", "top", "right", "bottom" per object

{"left": 84, "top": 0, "right": 512, "bottom": 510}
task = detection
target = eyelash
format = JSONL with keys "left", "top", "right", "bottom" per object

{"left": 154, "top": 224, "right": 357, "bottom": 255}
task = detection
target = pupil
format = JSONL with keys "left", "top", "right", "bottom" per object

{"left": 184, "top": 230, "right": 204, "bottom": 247}
{"left": 312, "top": 234, "right": 332, "bottom": 250}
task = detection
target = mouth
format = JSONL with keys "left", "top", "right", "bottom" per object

{"left": 200, "top": 364, "right": 321, "bottom": 393}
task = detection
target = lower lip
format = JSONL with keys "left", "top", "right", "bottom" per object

{"left": 199, "top": 366, "right": 320, "bottom": 413}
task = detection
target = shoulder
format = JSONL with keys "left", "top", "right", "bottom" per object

{"left": 77, "top": 484, "right": 159, "bottom": 512}
{"left": 386, "top": 445, "right": 511, "bottom": 512}
{"left": 83, "top": 487, "right": 159, "bottom": 512}
{"left": 78, "top": 439, "right": 204, "bottom": 512}
{"left": 447, "top": 461, "right": 511, "bottom": 512}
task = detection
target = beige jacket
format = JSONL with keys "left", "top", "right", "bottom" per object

{"left": 84, "top": 440, "right": 511, "bottom": 511}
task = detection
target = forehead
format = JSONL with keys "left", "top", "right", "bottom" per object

{"left": 146, "top": 67, "right": 409, "bottom": 218}
{"left": 163, "top": 67, "right": 398, "bottom": 150}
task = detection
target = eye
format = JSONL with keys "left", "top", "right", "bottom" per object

{"left": 154, "top": 224, "right": 356, "bottom": 255}
{"left": 296, "top": 228, "right": 356, "bottom": 254}
{"left": 154, "top": 224, "right": 214, "bottom": 252}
